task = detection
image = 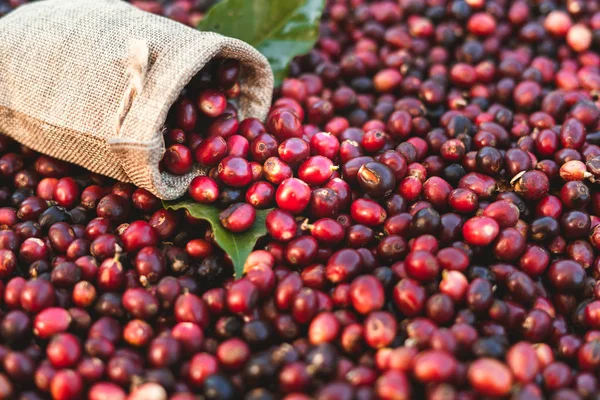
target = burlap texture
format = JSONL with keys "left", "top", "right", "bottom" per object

{"left": 0, "top": 0, "right": 273, "bottom": 199}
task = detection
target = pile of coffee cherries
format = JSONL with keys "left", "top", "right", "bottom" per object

{"left": 159, "top": 58, "right": 242, "bottom": 178}
{"left": 2, "top": 0, "right": 600, "bottom": 399}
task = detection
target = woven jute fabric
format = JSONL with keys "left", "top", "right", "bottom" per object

{"left": 0, "top": 0, "right": 273, "bottom": 199}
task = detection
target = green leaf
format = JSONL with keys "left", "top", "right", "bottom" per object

{"left": 197, "top": 0, "right": 325, "bottom": 86}
{"left": 163, "top": 200, "right": 271, "bottom": 278}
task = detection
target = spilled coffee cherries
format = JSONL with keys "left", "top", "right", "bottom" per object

{"left": 1, "top": 0, "right": 600, "bottom": 399}
{"left": 160, "top": 58, "right": 242, "bottom": 178}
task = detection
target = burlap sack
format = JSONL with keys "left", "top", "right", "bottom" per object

{"left": 0, "top": 0, "right": 273, "bottom": 200}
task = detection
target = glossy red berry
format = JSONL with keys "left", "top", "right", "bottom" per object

{"left": 514, "top": 170, "right": 550, "bottom": 201}
{"left": 468, "top": 358, "right": 513, "bottom": 397}
{"left": 188, "top": 176, "right": 219, "bottom": 204}
{"left": 194, "top": 136, "right": 228, "bottom": 167}
{"left": 163, "top": 144, "right": 193, "bottom": 175}
{"left": 349, "top": 275, "right": 385, "bottom": 314}
{"left": 350, "top": 199, "right": 386, "bottom": 226}
{"left": 462, "top": 216, "right": 500, "bottom": 246}
{"left": 298, "top": 156, "right": 335, "bottom": 186}
{"left": 54, "top": 178, "right": 80, "bottom": 208}
{"left": 276, "top": 178, "right": 311, "bottom": 214}
{"left": 46, "top": 333, "right": 81, "bottom": 368}
{"left": 266, "top": 209, "right": 297, "bottom": 242}
{"left": 219, "top": 203, "right": 256, "bottom": 233}
{"left": 121, "top": 221, "right": 158, "bottom": 253}
{"left": 197, "top": 89, "right": 227, "bottom": 118}
{"left": 218, "top": 156, "right": 253, "bottom": 187}
{"left": 267, "top": 109, "right": 303, "bottom": 141}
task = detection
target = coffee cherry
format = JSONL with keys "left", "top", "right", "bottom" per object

{"left": 195, "top": 136, "right": 228, "bottom": 167}
{"left": 218, "top": 156, "right": 252, "bottom": 187}
{"left": 33, "top": 308, "right": 72, "bottom": 339}
{"left": 219, "top": 203, "right": 256, "bottom": 232}
{"left": 350, "top": 199, "right": 386, "bottom": 227}
{"left": 267, "top": 109, "right": 303, "bottom": 141}
{"left": 266, "top": 209, "right": 297, "bottom": 242}
{"left": 357, "top": 162, "right": 396, "bottom": 198}
{"left": 46, "top": 333, "right": 81, "bottom": 368}
{"left": 163, "top": 144, "right": 193, "bottom": 175}
{"left": 121, "top": 221, "right": 158, "bottom": 253}
{"left": 276, "top": 178, "right": 311, "bottom": 214}
{"left": 513, "top": 170, "right": 550, "bottom": 201}
{"left": 197, "top": 89, "right": 227, "bottom": 118}
{"left": 189, "top": 176, "right": 219, "bottom": 204}
{"left": 298, "top": 156, "right": 335, "bottom": 186}
{"left": 462, "top": 216, "right": 500, "bottom": 246}
{"left": 468, "top": 358, "right": 513, "bottom": 397}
